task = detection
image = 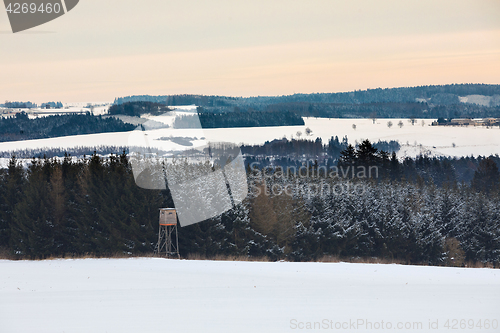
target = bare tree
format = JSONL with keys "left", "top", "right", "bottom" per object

{"left": 387, "top": 121, "right": 393, "bottom": 128}
{"left": 408, "top": 117, "right": 417, "bottom": 126}
{"left": 296, "top": 131, "right": 302, "bottom": 138}
{"left": 352, "top": 124, "right": 357, "bottom": 130}
{"left": 305, "top": 127, "right": 312, "bottom": 136}
{"left": 398, "top": 120, "right": 404, "bottom": 128}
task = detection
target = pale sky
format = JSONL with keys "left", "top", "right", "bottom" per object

{"left": 1, "top": 0, "right": 499, "bottom": 103}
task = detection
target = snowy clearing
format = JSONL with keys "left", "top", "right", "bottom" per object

{"left": 0, "top": 113, "right": 499, "bottom": 159}
{"left": 0, "top": 258, "right": 498, "bottom": 333}
{"left": 459, "top": 95, "right": 500, "bottom": 107}
{"left": 303, "top": 118, "right": 500, "bottom": 158}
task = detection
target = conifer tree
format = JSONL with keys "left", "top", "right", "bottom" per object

{"left": 472, "top": 158, "right": 500, "bottom": 194}
{"left": 0, "top": 157, "right": 24, "bottom": 252}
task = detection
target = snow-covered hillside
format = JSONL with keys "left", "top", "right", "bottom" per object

{"left": 1, "top": 115, "right": 499, "bottom": 159}
{"left": 459, "top": 95, "right": 500, "bottom": 107}
{"left": 0, "top": 259, "right": 498, "bottom": 333}
{"left": 0, "top": 104, "right": 499, "bottom": 158}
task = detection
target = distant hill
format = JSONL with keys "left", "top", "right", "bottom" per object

{"left": 114, "top": 84, "right": 500, "bottom": 105}
{"left": 113, "top": 84, "right": 500, "bottom": 119}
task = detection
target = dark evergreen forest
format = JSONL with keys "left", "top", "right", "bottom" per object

{"left": 2, "top": 101, "right": 38, "bottom": 108}
{"left": 173, "top": 110, "right": 305, "bottom": 128}
{"left": 1, "top": 101, "right": 63, "bottom": 108}
{"left": 0, "top": 113, "right": 135, "bottom": 142}
{"left": 0, "top": 146, "right": 168, "bottom": 159}
{"left": 1, "top": 141, "right": 499, "bottom": 266}
{"left": 107, "top": 102, "right": 171, "bottom": 117}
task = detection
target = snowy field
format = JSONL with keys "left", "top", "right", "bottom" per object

{"left": 304, "top": 117, "right": 500, "bottom": 158}
{"left": 0, "top": 258, "right": 498, "bottom": 333}
{"left": 0, "top": 105, "right": 499, "bottom": 159}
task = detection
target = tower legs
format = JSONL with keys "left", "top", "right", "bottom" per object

{"left": 154, "top": 224, "right": 179, "bottom": 258}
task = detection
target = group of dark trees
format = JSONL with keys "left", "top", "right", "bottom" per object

{"left": 107, "top": 101, "right": 171, "bottom": 117}
{"left": 114, "top": 94, "right": 238, "bottom": 107}
{"left": 240, "top": 137, "right": 498, "bottom": 187}
{"left": 0, "top": 153, "right": 164, "bottom": 258}
{"left": 40, "top": 102, "right": 63, "bottom": 109}
{"left": 173, "top": 110, "right": 305, "bottom": 128}
{"left": 2, "top": 101, "right": 37, "bottom": 109}
{"left": 0, "top": 140, "right": 499, "bottom": 266}
{"left": 267, "top": 101, "right": 500, "bottom": 119}
{"left": 0, "top": 146, "right": 148, "bottom": 159}
{"left": 240, "top": 137, "right": 399, "bottom": 163}
{"left": 339, "top": 141, "right": 500, "bottom": 188}
{"left": 2, "top": 101, "right": 63, "bottom": 109}
{"left": 0, "top": 112, "right": 135, "bottom": 142}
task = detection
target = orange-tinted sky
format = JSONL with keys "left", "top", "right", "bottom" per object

{"left": 1, "top": 0, "right": 499, "bottom": 103}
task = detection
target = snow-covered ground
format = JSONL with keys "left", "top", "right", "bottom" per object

{"left": 459, "top": 95, "right": 500, "bottom": 107}
{"left": 0, "top": 105, "right": 499, "bottom": 159}
{"left": 0, "top": 258, "right": 498, "bottom": 333}
{"left": 303, "top": 118, "right": 500, "bottom": 158}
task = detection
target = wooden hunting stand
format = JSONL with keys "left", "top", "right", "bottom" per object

{"left": 154, "top": 208, "right": 179, "bottom": 258}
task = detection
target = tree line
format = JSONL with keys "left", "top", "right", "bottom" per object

{"left": 108, "top": 101, "right": 171, "bottom": 117}
{"left": 2, "top": 101, "right": 63, "bottom": 109}
{"left": 173, "top": 110, "right": 304, "bottom": 128}
{"left": 0, "top": 112, "right": 135, "bottom": 142}
{"left": 0, "top": 142, "right": 498, "bottom": 265}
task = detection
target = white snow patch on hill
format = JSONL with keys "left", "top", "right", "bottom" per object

{"left": 0, "top": 259, "right": 498, "bottom": 333}
{"left": 459, "top": 95, "right": 500, "bottom": 107}
{"left": 0, "top": 117, "right": 499, "bottom": 159}
{"left": 303, "top": 118, "right": 500, "bottom": 158}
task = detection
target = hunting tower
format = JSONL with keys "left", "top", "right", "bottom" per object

{"left": 154, "top": 208, "right": 179, "bottom": 258}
